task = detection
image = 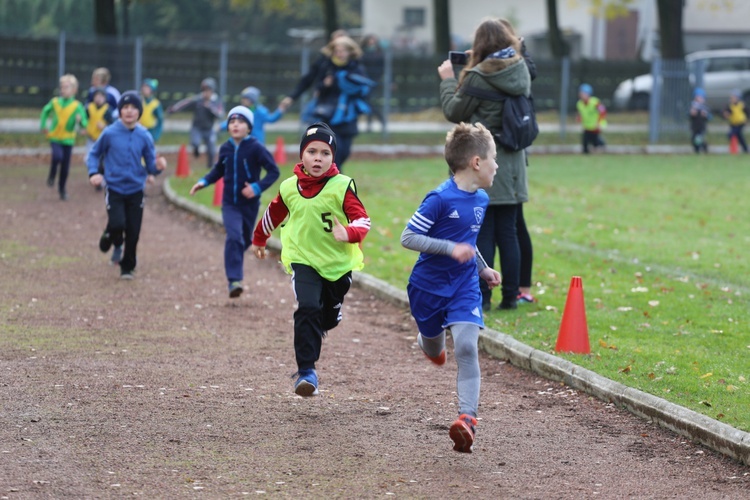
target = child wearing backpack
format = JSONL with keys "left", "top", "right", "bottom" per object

{"left": 437, "top": 18, "right": 532, "bottom": 311}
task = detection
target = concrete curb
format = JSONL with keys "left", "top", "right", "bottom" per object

{"left": 162, "top": 178, "right": 749, "bottom": 466}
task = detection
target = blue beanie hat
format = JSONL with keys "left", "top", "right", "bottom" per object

{"left": 227, "top": 105, "right": 254, "bottom": 127}
{"left": 142, "top": 78, "right": 158, "bottom": 91}
{"left": 579, "top": 83, "right": 593, "bottom": 95}
{"left": 118, "top": 91, "right": 143, "bottom": 118}
{"left": 241, "top": 86, "right": 261, "bottom": 103}
{"left": 693, "top": 87, "right": 706, "bottom": 98}
{"left": 731, "top": 88, "right": 742, "bottom": 99}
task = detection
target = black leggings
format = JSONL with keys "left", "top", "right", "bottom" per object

{"left": 476, "top": 203, "right": 533, "bottom": 303}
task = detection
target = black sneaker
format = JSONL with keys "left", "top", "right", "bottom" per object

{"left": 59, "top": 191, "right": 68, "bottom": 201}
{"left": 498, "top": 298, "right": 518, "bottom": 310}
{"left": 99, "top": 231, "right": 112, "bottom": 253}
{"left": 228, "top": 281, "right": 243, "bottom": 298}
{"left": 120, "top": 270, "right": 135, "bottom": 280}
{"left": 47, "top": 177, "right": 54, "bottom": 187}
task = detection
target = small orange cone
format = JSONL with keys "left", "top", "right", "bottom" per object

{"left": 730, "top": 135, "right": 739, "bottom": 154}
{"left": 212, "top": 177, "right": 224, "bottom": 207}
{"left": 274, "top": 136, "right": 287, "bottom": 164}
{"left": 175, "top": 144, "right": 191, "bottom": 178}
{"left": 555, "top": 276, "right": 590, "bottom": 354}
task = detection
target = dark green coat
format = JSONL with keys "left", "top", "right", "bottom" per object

{"left": 439, "top": 55, "right": 532, "bottom": 205}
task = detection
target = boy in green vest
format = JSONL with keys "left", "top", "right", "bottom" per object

{"left": 40, "top": 74, "right": 88, "bottom": 200}
{"left": 576, "top": 83, "right": 607, "bottom": 154}
{"left": 250, "top": 122, "right": 371, "bottom": 397}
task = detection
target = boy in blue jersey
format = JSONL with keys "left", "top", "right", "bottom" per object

{"left": 401, "top": 122, "right": 501, "bottom": 453}
{"left": 88, "top": 92, "right": 167, "bottom": 279}
{"left": 190, "top": 106, "right": 280, "bottom": 298}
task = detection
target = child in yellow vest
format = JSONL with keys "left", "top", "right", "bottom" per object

{"left": 576, "top": 83, "right": 607, "bottom": 154}
{"left": 39, "top": 74, "right": 88, "bottom": 200}
{"left": 250, "top": 122, "right": 371, "bottom": 397}
{"left": 85, "top": 87, "right": 114, "bottom": 192}
{"left": 722, "top": 89, "right": 748, "bottom": 153}
{"left": 139, "top": 78, "right": 163, "bottom": 143}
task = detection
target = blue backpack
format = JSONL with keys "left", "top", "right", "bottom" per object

{"left": 460, "top": 85, "right": 538, "bottom": 152}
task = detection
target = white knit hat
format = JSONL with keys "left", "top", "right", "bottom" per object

{"left": 226, "top": 105, "right": 254, "bottom": 127}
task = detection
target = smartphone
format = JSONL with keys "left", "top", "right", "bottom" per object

{"left": 449, "top": 51, "right": 468, "bottom": 65}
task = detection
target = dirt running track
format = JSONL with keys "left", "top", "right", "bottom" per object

{"left": 1, "top": 155, "right": 748, "bottom": 499}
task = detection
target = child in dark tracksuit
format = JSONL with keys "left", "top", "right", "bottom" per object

{"left": 250, "top": 122, "right": 371, "bottom": 397}
{"left": 190, "top": 106, "right": 280, "bottom": 298}
{"left": 689, "top": 87, "right": 710, "bottom": 154}
{"left": 88, "top": 92, "right": 167, "bottom": 279}
{"left": 167, "top": 77, "right": 224, "bottom": 168}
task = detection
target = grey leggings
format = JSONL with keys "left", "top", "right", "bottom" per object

{"left": 419, "top": 323, "right": 481, "bottom": 417}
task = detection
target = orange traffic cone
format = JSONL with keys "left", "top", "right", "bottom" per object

{"left": 175, "top": 144, "right": 191, "bottom": 178}
{"left": 212, "top": 177, "right": 224, "bottom": 207}
{"left": 274, "top": 136, "right": 287, "bottom": 165}
{"left": 555, "top": 276, "right": 590, "bottom": 354}
{"left": 730, "top": 135, "right": 739, "bottom": 154}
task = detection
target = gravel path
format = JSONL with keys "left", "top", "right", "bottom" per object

{"left": 1, "top": 155, "right": 748, "bottom": 498}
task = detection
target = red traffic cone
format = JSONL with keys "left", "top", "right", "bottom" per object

{"left": 274, "top": 136, "right": 287, "bottom": 165}
{"left": 175, "top": 144, "right": 191, "bottom": 178}
{"left": 730, "top": 135, "right": 739, "bottom": 154}
{"left": 555, "top": 276, "right": 590, "bottom": 354}
{"left": 212, "top": 177, "right": 224, "bottom": 207}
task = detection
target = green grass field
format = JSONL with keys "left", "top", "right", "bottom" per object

{"left": 169, "top": 153, "right": 750, "bottom": 432}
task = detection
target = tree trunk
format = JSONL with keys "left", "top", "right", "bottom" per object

{"left": 94, "top": 0, "right": 117, "bottom": 36}
{"left": 433, "top": 0, "right": 451, "bottom": 55}
{"left": 546, "top": 0, "right": 569, "bottom": 59}
{"left": 656, "top": 0, "right": 684, "bottom": 59}
{"left": 121, "top": 0, "right": 130, "bottom": 37}
{"left": 321, "top": 0, "right": 338, "bottom": 40}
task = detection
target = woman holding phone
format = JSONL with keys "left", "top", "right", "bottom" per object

{"left": 437, "top": 18, "right": 533, "bottom": 311}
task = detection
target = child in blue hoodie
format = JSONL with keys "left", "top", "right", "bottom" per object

{"left": 190, "top": 106, "right": 280, "bottom": 298}
{"left": 88, "top": 91, "right": 167, "bottom": 279}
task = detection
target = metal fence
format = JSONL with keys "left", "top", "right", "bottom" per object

{"left": 648, "top": 58, "right": 693, "bottom": 143}
{"left": 1, "top": 32, "right": 653, "bottom": 132}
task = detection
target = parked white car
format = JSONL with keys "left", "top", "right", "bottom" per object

{"left": 612, "top": 48, "right": 750, "bottom": 111}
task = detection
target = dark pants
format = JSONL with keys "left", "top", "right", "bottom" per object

{"left": 222, "top": 202, "right": 260, "bottom": 284}
{"left": 48, "top": 143, "right": 73, "bottom": 194}
{"left": 582, "top": 130, "right": 605, "bottom": 154}
{"left": 516, "top": 204, "right": 533, "bottom": 289}
{"left": 333, "top": 133, "right": 355, "bottom": 171}
{"left": 728, "top": 125, "right": 748, "bottom": 152}
{"left": 105, "top": 189, "right": 144, "bottom": 273}
{"left": 477, "top": 203, "right": 532, "bottom": 305}
{"left": 691, "top": 130, "right": 708, "bottom": 153}
{"left": 291, "top": 263, "right": 352, "bottom": 371}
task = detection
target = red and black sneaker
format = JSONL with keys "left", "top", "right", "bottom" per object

{"left": 449, "top": 414, "right": 477, "bottom": 453}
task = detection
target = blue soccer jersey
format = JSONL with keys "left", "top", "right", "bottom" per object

{"left": 407, "top": 177, "right": 489, "bottom": 298}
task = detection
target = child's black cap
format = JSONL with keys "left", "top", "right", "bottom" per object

{"left": 300, "top": 122, "right": 337, "bottom": 158}
{"left": 118, "top": 91, "right": 143, "bottom": 118}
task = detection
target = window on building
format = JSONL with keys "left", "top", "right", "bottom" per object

{"left": 404, "top": 8, "right": 425, "bottom": 27}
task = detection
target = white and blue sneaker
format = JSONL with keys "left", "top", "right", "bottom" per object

{"left": 294, "top": 369, "right": 319, "bottom": 397}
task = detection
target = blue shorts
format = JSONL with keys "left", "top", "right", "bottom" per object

{"left": 407, "top": 283, "right": 484, "bottom": 338}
